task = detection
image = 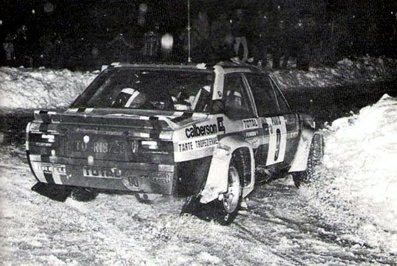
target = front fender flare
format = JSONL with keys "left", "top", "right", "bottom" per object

{"left": 289, "top": 114, "right": 317, "bottom": 173}
{"left": 200, "top": 135, "right": 255, "bottom": 204}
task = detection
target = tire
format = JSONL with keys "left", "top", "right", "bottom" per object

{"left": 213, "top": 162, "right": 242, "bottom": 225}
{"left": 181, "top": 162, "right": 242, "bottom": 225}
{"left": 293, "top": 133, "right": 324, "bottom": 188}
{"left": 71, "top": 187, "right": 98, "bottom": 202}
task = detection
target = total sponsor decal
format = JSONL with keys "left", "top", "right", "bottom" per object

{"left": 242, "top": 118, "right": 259, "bottom": 129}
{"left": 243, "top": 118, "right": 259, "bottom": 138}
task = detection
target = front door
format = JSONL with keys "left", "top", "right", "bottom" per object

{"left": 244, "top": 73, "right": 298, "bottom": 169}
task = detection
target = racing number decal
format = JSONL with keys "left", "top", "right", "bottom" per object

{"left": 265, "top": 116, "right": 287, "bottom": 165}
{"left": 274, "top": 128, "right": 281, "bottom": 161}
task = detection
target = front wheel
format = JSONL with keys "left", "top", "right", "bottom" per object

{"left": 293, "top": 133, "right": 324, "bottom": 188}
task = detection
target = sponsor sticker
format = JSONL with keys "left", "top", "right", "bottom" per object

{"left": 83, "top": 166, "right": 123, "bottom": 179}
{"left": 242, "top": 118, "right": 259, "bottom": 129}
{"left": 184, "top": 117, "right": 225, "bottom": 139}
{"left": 266, "top": 116, "right": 287, "bottom": 165}
{"left": 178, "top": 136, "right": 219, "bottom": 153}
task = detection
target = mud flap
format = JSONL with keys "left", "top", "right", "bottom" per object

{"left": 31, "top": 182, "right": 72, "bottom": 202}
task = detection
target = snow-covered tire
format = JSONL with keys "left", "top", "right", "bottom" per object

{"left": 181, "top": 162, "right": 242, "bottom": 225}
{"left": 293, "top": 133, "right": 324, "bottom": 188}
{"left": 210, "top": 162, "right": 243, "bottom": 225}
{"left": 71, "top": 187, "right": 98, "bottom": 202}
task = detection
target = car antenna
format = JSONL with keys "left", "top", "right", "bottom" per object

{"left": 187, "top": 0, "right": 192, "bottom": 63}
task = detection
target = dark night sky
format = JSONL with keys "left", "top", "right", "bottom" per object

{"left": 0, "top": 0, "right": 396, "bottom": 68}
{"left": 1, "top": 0, "right": 394, "bottom": 37}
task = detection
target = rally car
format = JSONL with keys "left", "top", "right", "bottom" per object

{"left": 26, "top": 62, "right": 323, "bottom": 224}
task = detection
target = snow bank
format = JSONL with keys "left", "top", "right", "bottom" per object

{"left": 272, "top": 56, "right": 397, "bottom": 90}
{"left": 0, "top": 57, "right": 396, "bottom": 113}
{"left": 0, "top": 67, "right": 96, "bottom": 113}
{"left": 301, "top": 94, "right": 397, "bottom": 252}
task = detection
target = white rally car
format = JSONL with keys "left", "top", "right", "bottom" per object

{"left": 26, "top": 62, "right": 323, "bottom": 224}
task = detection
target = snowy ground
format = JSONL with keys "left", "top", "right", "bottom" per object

{"left": 1, "top": 95, "right": 396, "bottom": 265}
{"left": 0, "top": 60, "right": 397, "bottom": 264}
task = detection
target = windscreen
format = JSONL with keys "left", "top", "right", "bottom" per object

{"left": 72, "top": 68, "right": 214, "bottom": 112}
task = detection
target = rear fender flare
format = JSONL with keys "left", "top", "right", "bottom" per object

{"left": 200, "top": 135, "right": 255, "bottom": 204}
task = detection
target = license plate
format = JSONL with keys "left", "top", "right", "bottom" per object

{"left": 71, "top": 136, "right": 126, "bottom": 155}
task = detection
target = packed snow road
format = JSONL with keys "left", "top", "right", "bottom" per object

{"left": 1, "top": 95, "right": 397, "bottom": 265}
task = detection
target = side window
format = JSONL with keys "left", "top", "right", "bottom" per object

{"left": 223, "top": 74, "right": 254, "bottom": 119}
{"left": 245, "top": 74, "right": 279, "bottom": 117}
{"left": 273, "top": 85, "right": 291, "bottom": 113}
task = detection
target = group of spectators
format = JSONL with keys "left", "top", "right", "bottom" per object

{"left": 2, "top": 25, "right": 33, "bottom": 67}
{"left": 185, "top": 8, "right": 314, "bottom": 69}
{"left": 1, "top": 5, "right": 396, "bottom": 70}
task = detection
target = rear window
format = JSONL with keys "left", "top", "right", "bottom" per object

{"left": 72, "top": 68, "right": 214, "bottom": 112}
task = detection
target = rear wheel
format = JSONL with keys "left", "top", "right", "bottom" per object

{"left": 293, "top": 133, "right": 324, "bottom": 188}
{"left": 214, "top": 163, "right": 242, "bottom": 225}
{"left": 181, "top": 162, "right": 242, "bottom": 225}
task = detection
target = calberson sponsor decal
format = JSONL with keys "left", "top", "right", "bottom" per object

{"left": 185, "top": 123, "right": 217, "bottom": 138}
{"left": 185, "top": 117, "right": 225, "bottom": 138}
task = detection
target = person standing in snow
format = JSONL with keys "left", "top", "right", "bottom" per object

{"left": 252, "top": 10, "right": 269, "bottom": 67}
{"left": 210, "top": 13, "right": 233, "bottom": 61}
{"left": 190, "top": 11, "right": 210, "bottom": 62}
{"left": 14, "top": 25, "right": 32, "bottom": 67}
{"left": 143, "top": 23, "right": 160, "bottom": 61}
{"left": 2, "top": 34, "right": 15, "bottom": 66}
{"left": 231, "top": 8, "right": 249, "bottom": 62}
{"left": 108, "top": 32, "right": 134, "bottom": 63}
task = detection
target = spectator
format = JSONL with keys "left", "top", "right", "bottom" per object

{"left": 143, "top": 23, "right": 160, "bottom": 61}
{"left": 231, "top": 9, "right": 249, "bottom": 62}
{"left": 210, "top": 13, "right": 233, "bottom": 61}
{"left": 2, "top": 34, "right": 15, "bottom": 66}
{"left": 191, "top": 11, "right": 210, "bottom": 62}
{"left": 14, "top": 25, "right": 32, "bottom": 67}
{"left": 108, "top": 32, "right": 134, "bottom": 62}
{"left": 252, "top": 10, "right": 269, "bottom": 67}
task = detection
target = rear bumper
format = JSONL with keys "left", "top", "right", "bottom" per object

{"left": 28, "top": 154, "right": 176, "bottom": 195}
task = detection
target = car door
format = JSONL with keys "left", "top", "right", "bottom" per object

{"left": 221, "top": 72, "right": 259, "bottom": 135}
{"left": 269, "top": 77, "right": 300, "bottom": 166}
{"left": 244, "top": 73, "right": 299, "bottom": 169}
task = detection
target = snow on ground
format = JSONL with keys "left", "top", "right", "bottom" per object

{"left": 0, "top": 95, "right": 396, "bottom": 264}
{"left": 0, "top": 59, "right": 396, "bottom": 264}
{"left": 0, "top": 67, "right": 96, "bottom": 113}
{"left": 271, "top": 56, "right": 397, "bottom": 90}
{"left": 300, "top": 94, "right": 397, "bottom": 253}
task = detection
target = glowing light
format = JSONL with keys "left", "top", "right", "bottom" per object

{"left": 32, "top": 9, "right": 35, "bottom": 14}
{"left": 0, "top": 20, "right": 2, "bottom": 26}
{"left": 139, "top": 3, "right": 148, "bottom": 13}
{"left": 161, "top": 33, "right": 173, "bottom": 50}
{"left": 44, "top": 2, "right": 54, "bottom": 13}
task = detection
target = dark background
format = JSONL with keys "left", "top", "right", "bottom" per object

{"left": 1, "top": 0, "right": 396, "bottom": 70}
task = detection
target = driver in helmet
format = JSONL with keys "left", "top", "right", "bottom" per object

{"left": 112, "top": 88, "right": 152, "bottom": 109}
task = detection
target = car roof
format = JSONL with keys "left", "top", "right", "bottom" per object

{"left": 107, "top": 61, "right": 264, "bottom": 74}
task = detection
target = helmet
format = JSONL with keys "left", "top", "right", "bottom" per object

{"left": 112, "top": 88, "right": 148, "bottom": 108}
